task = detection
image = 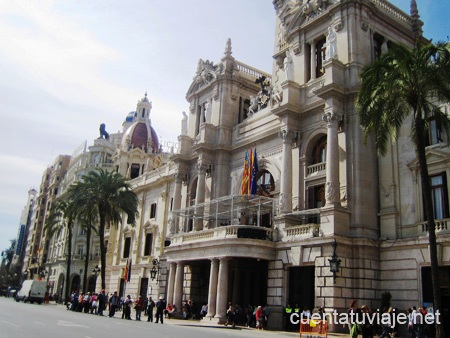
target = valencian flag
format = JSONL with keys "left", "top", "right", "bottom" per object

{"left": 123, "top": 258, "right": 132, "bottom": 283}
{"left": 241, "top": 150, "right": 250, "bottom": 195}
{"left": 241, "top": 148, "right": 259, "bottom": 195}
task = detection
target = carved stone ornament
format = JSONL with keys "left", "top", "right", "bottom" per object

{"left": 187, "top": 59, "right": 224, "bottom": 96}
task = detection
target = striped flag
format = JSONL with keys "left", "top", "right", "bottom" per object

{"left": 123, "top": 258, "right": 132, "bottom": 283}
{"left": 241, "top": 150, "right": 250, "bottom": 195}
{"left": 250, "top": 148, "right": 259, "bottom": 195}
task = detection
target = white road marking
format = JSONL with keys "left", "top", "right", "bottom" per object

{"left": 34, "top": 321, "right": 46, "bottom": 326}
{"left": 57, "top": 320, "right": 90, "bottom": 328}
{"left": 0, "top": 320, "right": 20, "bottom": 328}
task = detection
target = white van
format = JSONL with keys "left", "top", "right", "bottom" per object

{"left": 16, "top": 280, "right": 47, "bottom": 304}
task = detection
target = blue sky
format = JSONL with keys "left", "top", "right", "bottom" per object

{"left": 0, "top": 0, "right": 448, "bottom": 257}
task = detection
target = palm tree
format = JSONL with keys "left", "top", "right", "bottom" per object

{"left": 68, "top": 168, "right": 139, "bottom": 291}
{"left": 357, "top": 41, "right": 450, "bottom": 338}
{"left": 78, "top": 211, "right": 97, "bottom": 294}
{"left": 44, "top": 200, "right": 77, "bottom": 303}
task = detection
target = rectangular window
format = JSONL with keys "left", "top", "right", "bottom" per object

{"left": 315, "top": 38, "right": 326, "bottom": 78}
{"left": 150, "top": 203, "right": 157, "bottom": 219}
{"left": 427, "top": 117, "right": 443, "bottom": 146}
{"left": 123, "top": 237, "right": 131, "bottom": 258}
{"left": 429, "top": 173, "right": 449, "bottom": 220}
{"left": 77, "top": 245, "right": 84, "bottom": 255}
{"left": 130, "top": 163, "right": 140, "bottom": 179}
{"left": 144, "top": 233, "right": 153, "bottom": 256}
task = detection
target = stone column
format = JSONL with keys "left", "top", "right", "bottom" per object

{"left": 278, "top": 129, "right": 296, "bottom": 214}
{"left": 206, "top": 259, "right": 219, "bottom": 318}
{"left": 170, "top": 174, "right": 183, "bottom": 235}
{"left": 166, "top": 262, "right": 176, "bottom": 306}
{"left": 214, "top": 258, "right": 229, "bottom": 321}
{"left": 173, "top": 261, "right": 185, "bottom": 312}
{"left": 323, "top": 109, "right": 342, "bottom": 207}
{"left": 195, "top": 161, "right": 207, "bottom": 231}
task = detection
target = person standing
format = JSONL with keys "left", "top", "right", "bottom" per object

{"left": 124, "top": 295, "right": 133, "bottom": 320}
{"left": 155, "top": 297, "right": 166, "bottom": 324}
{"left": 98, "top": 290, "right": 106, "bottom": 316}
{"left": 108, "top": 291, "right": 120, "bottom": 317}
{"left": 134, "top": 296, "right": 144, "bottom": 321}
{"left": 147, "top": 296, "right": 155, "bottom": 322}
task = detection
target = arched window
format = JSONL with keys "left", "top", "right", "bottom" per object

{"left": 312, "top": 135, "right": 327, "bottom": 164}
{"left": 256, "top": 170, "right": 275, "bottom": 197}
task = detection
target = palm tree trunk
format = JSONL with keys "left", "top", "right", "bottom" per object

{"left": 415, "top": 117, "right": 442, "bottom": 338}
{"left": 83, "top": 226, "right": 91, "bottom": 293}
{"left": 65, "top": 224, "right": 73, "bottom": 304}
{"left": 99, "top": 209, "right": 107, "bottom": 291}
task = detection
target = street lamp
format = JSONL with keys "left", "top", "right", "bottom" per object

{"left": 150, "top": 258, "right": 159, "bottom": 281}
{"left": 328, "top": 239, "right": 341, "bottom": 284}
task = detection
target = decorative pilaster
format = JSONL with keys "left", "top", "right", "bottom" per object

{"left": 278, "top": 129, "right": 296, "bottom": 214}
{"left": 214, "top": 258, "right": 229, "bottom": 322}
{"left": 323, "top": 110, "right": 342, "bottom": 207}
{"left": 206, "top": 259, "right": 219, "bottom": 318}
{"left": 169, "top": 173, "right": 183, "bottom": 235}
{"left": 195, "top": 161, "right": 207, "bottom": 231}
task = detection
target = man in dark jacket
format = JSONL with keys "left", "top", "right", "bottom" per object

{"left": 155, "top": 297, "right": 166, "bottom": 324}
{"left": 147, "top": 297, "right": 155, "bottom": 322}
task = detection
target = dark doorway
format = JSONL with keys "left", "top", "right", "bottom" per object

{"left": 71, "top": 275, "right": 81, "bottom": 292}
{"left": 140, "top": 278, "right": 149, "bottom": 298}
{"left": 421, "top": 266, "right": 450, "bottom": 311}
{"left": 119, "top": 278, "right": 125, "bottom": 297}
{"left": 229, "top": 258, "right": 268, "bottom": 307}
{"left": 87, "top": 276, "right": 97, "bottom": 293}
{"left": 288, "top": 266, "right": 315, "bottom": 310}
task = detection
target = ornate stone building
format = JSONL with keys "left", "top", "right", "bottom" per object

{"left": 15, "top": 0, "right": 450, "bottom": 332}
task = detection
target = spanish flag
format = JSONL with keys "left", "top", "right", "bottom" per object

{"left": 123, "top": 258, "right": 132, "bottom": 283}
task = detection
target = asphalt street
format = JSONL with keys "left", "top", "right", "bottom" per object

{"left": 0, "top": 297, "right": 299, "bottom": 338}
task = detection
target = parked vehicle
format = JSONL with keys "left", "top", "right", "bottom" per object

{"left": 15, "top": 280, "right": 46, "bottom": 304}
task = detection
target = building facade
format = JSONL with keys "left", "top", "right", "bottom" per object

{"left": 14, "top": 0, "right": 450, "bottom": 332}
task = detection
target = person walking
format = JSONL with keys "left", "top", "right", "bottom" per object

{"left": 155, "top": 297, "right": 166, "bottom": 324}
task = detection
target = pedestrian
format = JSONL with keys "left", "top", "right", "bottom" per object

{"left": 155, "top": 297, "right": 166, "bottom": 324}
{"left": 123, "top": 295, "right": 132, "bottom": 320}
{"left": 98, "top": 290, "right": 106, "bottom": 316}
{"left": 134, "top": 295, "right": 144, "bottom": 321}
{"left": 255, "top": 306, "right": 264, "bottom": 330}
{"left": 108, "top": 291, "right": 120, "bottom": 317}
{"left": 147, "top": 296, "right": 155, "bottom": 322}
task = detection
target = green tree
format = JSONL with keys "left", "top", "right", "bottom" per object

{"left": 357, "top": 41, "right": 450, "bottom": 338}
{"left": 69, "top": 168, "right": 138, "bottom": 291}
{"left": 44, "top": 200, "right": 77, "bottom": 303}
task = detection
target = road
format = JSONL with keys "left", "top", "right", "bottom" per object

{"left": 0, "top": 297, "right": 296, "bottom": 338}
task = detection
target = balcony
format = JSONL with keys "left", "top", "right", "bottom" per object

{"left": 170, "top": 195, "right": 275, "bottom": 244}
{"left": 418, "top": 218, "right": 450, "bottom": 235}
{"left": 170, "top": 225, "right": 273, "bottom": 245}
{"left": 306, "top": 162, "right": 326, "bottom": 177}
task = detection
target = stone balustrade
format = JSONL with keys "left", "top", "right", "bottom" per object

{"left": 306, "top": 162, "right": 326, "bottom": 176}
{"left": 170, "top": 225, "right": 273, "bottom": 245}
{"left": 235, "top": 61, "right": 271, "bottom": 79}
{"left": 419, "top": 218, "right": 450, "bottom": 234}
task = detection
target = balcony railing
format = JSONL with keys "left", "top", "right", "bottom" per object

{"left": 306, "top": 162, "right": 326, "bottom": 177}
{"left": 170, "top": 225, "right": 273, "bottom": 245}
{"left": 418, "top": 218, "right": 450, "bottom": 235}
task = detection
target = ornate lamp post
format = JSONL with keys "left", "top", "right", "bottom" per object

{"left": 328, "top": 239, "right": 341, "bottom": 283}
{"left": 150, "top": 259, "right": 160, "bottom": 281}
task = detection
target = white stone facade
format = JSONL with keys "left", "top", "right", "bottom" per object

{"left": 16, "top": 0, "right": 450, "bottom": 333}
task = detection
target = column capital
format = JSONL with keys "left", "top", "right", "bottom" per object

{"left": 278, "top": 129, "right": 297, "bottom": 144}
{"left": 322, "top": 110, "right": 343, "bottom": 125}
